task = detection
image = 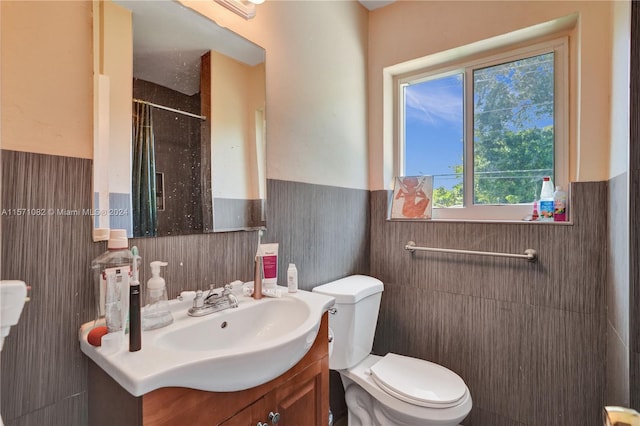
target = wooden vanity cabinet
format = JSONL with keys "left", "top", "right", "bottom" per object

{"left": 264, "top": 356, "right": 328, "bottom": 426}
{"left": 218, "top": 398, "right": 266, "bottom": 426}
{"left": 88, "top": 313, "right": 329, "bottom": 426}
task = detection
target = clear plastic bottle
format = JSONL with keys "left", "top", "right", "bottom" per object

{"left": 143, "top": 261, "right": 173, "bottom": 330}
{"left": 91, "top": 229, "right": 133, "bottom": 332}
{"left": 553, "top": 186, "right": 567, "bottom": 222}
{"left": 539, "top": 176, "right": 555, "bottom": 222}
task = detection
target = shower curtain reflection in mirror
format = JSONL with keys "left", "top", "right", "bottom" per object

{"left": 132, "top": 102, "right": 158, "bottom": 237}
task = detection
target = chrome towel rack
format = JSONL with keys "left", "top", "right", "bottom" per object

{"left": 404, "top": 241, "right": 538, "bottom": 262}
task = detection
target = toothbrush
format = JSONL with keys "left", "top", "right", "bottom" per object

{"left": 256, "top": 229, "right": 263, "bottom": 256}
{"left": 129, "top": 246, "right": 141, "bottom": 352}
{"left": 255, "top": 229, "right": 263, "bottom": 262}
{"left": 254, "top": 230, "right": 263, "bottom": 300}
{"left": 131, "top": 246, "right": 140, "bottom": 286}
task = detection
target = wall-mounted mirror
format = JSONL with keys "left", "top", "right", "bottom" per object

{"left": 93, "top": 0, "right": 266, "bottom": 240}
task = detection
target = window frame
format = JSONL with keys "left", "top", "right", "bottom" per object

{"left": 394, "top": 37, "right": 569, "bottom": 221}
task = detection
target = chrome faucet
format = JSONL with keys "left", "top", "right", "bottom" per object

{"left": 188, "top": 284, "right": 239, "bottom": 317}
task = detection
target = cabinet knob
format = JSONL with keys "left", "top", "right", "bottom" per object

{"left": 257, "top": 423, "right": 268, "bottom": 426}
{"left": 268, "top": 411, "right": 281, "bottom": 424}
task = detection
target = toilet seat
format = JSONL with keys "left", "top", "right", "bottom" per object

{"left": 340, "top": 354, "right": 472, "bottom": 425}
{"left": 369, "top": 353, "right": 467, "bottom": 409}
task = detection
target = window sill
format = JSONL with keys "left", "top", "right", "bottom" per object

{"left": 387, "top": 217, "right": 573, "bottom": 225}
{"left": 386, "top": 197, "right": 572, "bottom": 224}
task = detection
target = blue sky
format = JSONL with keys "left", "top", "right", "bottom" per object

{"left": 404, "top": 73, "right": 464, "bottom": 189}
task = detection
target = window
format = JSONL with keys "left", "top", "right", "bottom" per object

{"left": 397, "top": 38, "right": 568, "bottom": 220}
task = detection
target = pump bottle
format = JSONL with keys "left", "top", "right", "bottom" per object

{"left": 142, "top": 261, "right": 173, "bottom": 330}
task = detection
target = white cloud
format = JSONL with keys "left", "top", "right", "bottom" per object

{"left": 405, "top": 79, "right": 463, "bottom": 126}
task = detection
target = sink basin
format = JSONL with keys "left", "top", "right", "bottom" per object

{"left": 79, "top": 287, "right": 334, "bottom": 396}
{"left": 157, "top": 297, "right": 310, "bottom": 352}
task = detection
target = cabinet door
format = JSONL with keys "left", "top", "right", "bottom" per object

{"left": 220, "top": 397, "right": 266, "bottom": 426}
{"left": 263, "top": 358, "right": 329, "bottom": 426}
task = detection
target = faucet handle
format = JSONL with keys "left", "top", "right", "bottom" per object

{"left": 193, "top": 290, "right": 204, "bottom": 308}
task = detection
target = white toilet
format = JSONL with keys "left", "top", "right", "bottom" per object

{"left": 313, "top": 275, "right": 472, "bottom": 426}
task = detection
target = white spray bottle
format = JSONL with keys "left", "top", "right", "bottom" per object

{"left": 142, "top": 261, "right": 173, "bottom": 330}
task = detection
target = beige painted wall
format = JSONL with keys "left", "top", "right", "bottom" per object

{"left": 250, "top": 62, "right": 266, "bottom": 199}
{"left": 210, "top": 51, "right": 264, "bottom": 200}
{"left": 100, "top": 1, "right": 132, "bottom": 194}
{"left": 2, "top": 1, "right": 626, "bottom": 191}
{"left": 368, "top": 0, "right": 616, "bottom": 190}
{"left": 183, "top": 0, "right": 370, "bottom": 191}
{"left": 1, "top": 1, "right": 93, "bottom": 158}
{"left": 1, "top": 0, "right": 369, "bottom": 190}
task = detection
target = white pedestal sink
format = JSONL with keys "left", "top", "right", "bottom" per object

{"left": 79, "top": 286, "right": 334, "bottom": 396}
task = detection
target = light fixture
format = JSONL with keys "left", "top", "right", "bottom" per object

{"left": 214, "top": 0, "right": 261, "bottom": 19}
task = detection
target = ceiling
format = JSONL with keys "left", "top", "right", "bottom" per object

{"left": 113, "top": 0, "right": 265, "bottom": 96}
{"left": 358, "top": 0, "right": 396, "bottom": 11}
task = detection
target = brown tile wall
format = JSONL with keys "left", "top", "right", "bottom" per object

{"left": 0, "top": 152, "right": 369, "bottom": 425}
{"left": 0, "top": 149, "right": 612, "bottom": 425}
{"left": 0, "top": 150, "right": 98, "bottom": 425}
{"left": 369, "top": 181, "right": 607, "bottom": 425}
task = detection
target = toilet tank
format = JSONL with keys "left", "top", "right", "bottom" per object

{"left": 313, "top": 275, "right": 384, "bottom": 370}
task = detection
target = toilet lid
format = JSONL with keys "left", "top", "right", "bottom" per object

{"left": 369, "top": 353, "right": 467, "bottom": 408}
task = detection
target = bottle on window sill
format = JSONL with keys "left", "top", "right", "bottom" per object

{"left": 553, "top": 186, "right": 567, "bottom": 222}
{"left": 539, "top": 176, "right": 554, "bottom": 222}
{"left": 531, "top": 198, "right": 539, "bottom": 221}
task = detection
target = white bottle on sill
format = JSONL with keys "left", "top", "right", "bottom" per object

{"left": 539, "top": 176, "right": 554, "bottom": 222}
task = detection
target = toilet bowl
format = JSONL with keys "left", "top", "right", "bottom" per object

{"left": 313, "top": 275, "right": 471, "bottom": 426}
{"left": 341, "top": 354, "right": 471, "bottom": 426}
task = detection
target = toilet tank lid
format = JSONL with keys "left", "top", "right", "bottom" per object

{"left": 312, "top": 275, "right": 383, "bottom": 304}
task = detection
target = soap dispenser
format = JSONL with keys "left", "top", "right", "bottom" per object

{"left": 142, "top": 261, "right": 173, "bottom": 331}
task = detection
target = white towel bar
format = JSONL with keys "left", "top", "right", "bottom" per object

{"left": 404, "top": 241, "right": 537, "bottom": 262}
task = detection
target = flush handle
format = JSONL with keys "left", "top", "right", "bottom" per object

{"left": 328, "top": 307, "right": 337, "bottom": 315}
{"left": 268, "top": 411, "right": 280, "bottom": 424}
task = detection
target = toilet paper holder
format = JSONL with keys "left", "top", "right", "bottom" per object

{"left": 604, "top": 406, "right": 640, "bottom": 426}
